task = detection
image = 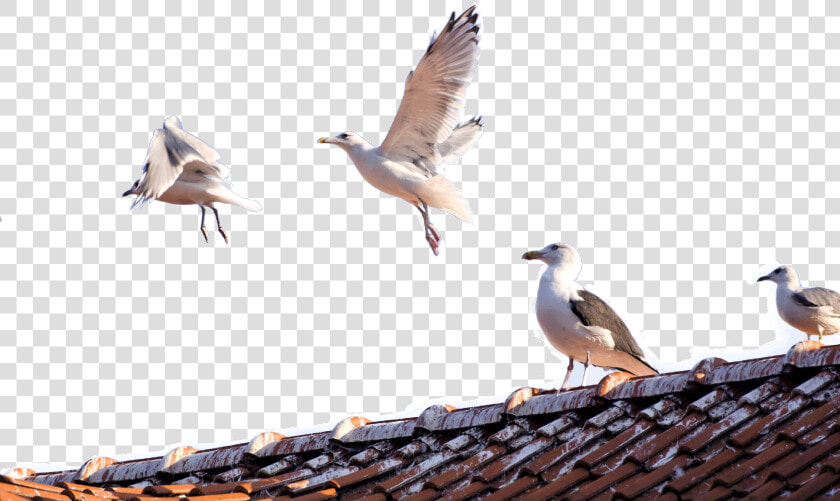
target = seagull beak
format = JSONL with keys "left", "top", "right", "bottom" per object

{"left": 121, "top": 189, "right": 132, "bottom": 197}
{"left": 756, "top": 275, "right": 769, "bottom": 283}
{"left": 522, "top": 250, "right": 544, "bottom": 261}
{"left": 317, "top": 137, "right": 333, "bottom": 144}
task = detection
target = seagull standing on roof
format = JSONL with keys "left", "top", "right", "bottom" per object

{"left": 122, "top": 116, "right": 262, "bottom": 243}
{"left": 523, "top": 243, "right": 659, "bottom": 389}
{"left": 318, "top": 6, "right": 483, "bottom": 255}
{"left": 757, "top": 265, "right": 840, "bottom": 342}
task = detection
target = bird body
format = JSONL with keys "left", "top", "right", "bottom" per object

{"left": 319, "top": 6, "right": 483, "bottom": 254}
{"left": 524, "top": 243, "right": 658, "bottom": 388}
{"left": 758, "top": 265, "right": 840, "bottom": 341}
{"left": 123, "top": 116, "right": 261, "bottom": 243}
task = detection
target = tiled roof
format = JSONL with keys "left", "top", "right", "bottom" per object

{"left": 7, "top": 340, "right": 840, "bottom": 500}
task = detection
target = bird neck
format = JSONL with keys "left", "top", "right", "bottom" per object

{"left": 776, "top": 277, "right": 802, "bottom": 296}
{"left": 541, "top": 264, "right": 578, "bottom": 289}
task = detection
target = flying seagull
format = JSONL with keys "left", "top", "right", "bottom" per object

{"left": 318, "top": 5, "right": 483, "bottom": 255}
{"left": 757, "top": 265, "right": 840, "bottom": 342}
{"left": 122, "top": 116, "right": 261, "bottom": 243}
{"left": 523, "top": 243, "right": 659, "bottom": 389}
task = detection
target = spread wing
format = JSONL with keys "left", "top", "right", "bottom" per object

{"left": 792, "top": 287, "right": 840, "bottom": 315}
{"left": 378, "top": 6, "right": 481, "bottom": 175}
{"left": 130, "top": 119, "right": 228, "bottom": 209}
{"left": 570, "top": 289, "right": 658, "bottom": 373}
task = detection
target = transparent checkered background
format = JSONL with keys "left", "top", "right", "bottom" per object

{"left": 1, "top": 0, "right": 840, "bottom": 468}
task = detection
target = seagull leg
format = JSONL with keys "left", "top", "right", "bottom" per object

{"left": 417, "top": 198, "right": 440, "bottom": 255}
{"left": 212, "top": 207, "right": 229, "bottom": 244}
{"left": 582, "top": 351, "right": 591, "bottom": 386}
{"left": 560, "top": 357, "right": 574, "bottom": 390}
{"left": 818, "top": 327, "right": 824, "bottom": 344}
{"left": 199, "top": 206, "right": 209, "bottom": 243}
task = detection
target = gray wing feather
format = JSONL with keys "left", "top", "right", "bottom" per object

{"left": 792, "top": 287, "right": 840, "bottom": 313}
{"left": 570, "top": 290, "right": 658, "bottom": 373}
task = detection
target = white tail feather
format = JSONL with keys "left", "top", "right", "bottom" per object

{"left": 423, "top": 175, "right": 471, "bottom": 223}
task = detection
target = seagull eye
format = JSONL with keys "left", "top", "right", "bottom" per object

{"left": 551, "top": 245, "right": 559, "bottom": 251}
{"left": 339, "top": 133, "right": 348, "bottom": 139}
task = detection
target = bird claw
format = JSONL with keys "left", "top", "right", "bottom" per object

{"left": 200, "top": 226, "right": 209, "bottom": 243}
{"left": 425, "top": 226, "right": 440, "bottom": 256}
{"left": 218, "top": 228, "right": 229, "bottom": 245}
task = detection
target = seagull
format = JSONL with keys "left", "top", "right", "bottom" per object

{"left": 523, "top": 243, "right": 659, "bottom": 389}
{"left": 757, "top": 265, "right": 840, "bottom": 343}
{"left": 122, "top": 116, "right": 261, "bottom": 243}
{"left": 318, "top": 5, "right": 483, "bottom": 255}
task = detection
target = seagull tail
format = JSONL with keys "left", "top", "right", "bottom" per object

{"left": 233, "top": 196, "right": 262, "bottom": 212}
{"left": 422, "top": 175, "right": 472, "bottom": 223}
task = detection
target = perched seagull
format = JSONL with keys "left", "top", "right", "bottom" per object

{"left": 523, "top": 243, "right": 659, "bottom": 389}
{"left": 757, "top": 265, "right": 840, "bottom": 342}
{"left": 318, "top": 5, "right": 483, "bottom": 255}
{"left": 122, "top": 116, "right": 261, "bottom": 243}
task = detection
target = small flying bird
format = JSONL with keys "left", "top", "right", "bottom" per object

{"left": 122, "top": 116, "right": 261, "bottom": 243}
{"left": 757, "top": 265, "right": 840, "bottom": 342}
{"left": 318, "top": 5, "right": 483, "bottom": 255}
{"left": 523, "top": 243, "right": 659, "bottom": 389}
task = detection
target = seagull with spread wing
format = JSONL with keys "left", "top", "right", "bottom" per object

{"left": 318, "top": 5, "right": 483, "bottom": 255}
{"left": 122, "top": 116, "right": 261, "bottom": 243}
{"left": 523, "top": 243, "right": 659, "bottom": 389}
{"left": 757, "top": 265, "right": 840, "bottom": 342}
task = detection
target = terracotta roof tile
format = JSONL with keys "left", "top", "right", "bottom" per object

{"left": 16, "top": 344, "right": 840, "bottom": 501}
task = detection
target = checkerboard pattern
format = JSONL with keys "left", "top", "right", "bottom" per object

{"left": 1, "top": 0, "right": 839, "bottom": 468}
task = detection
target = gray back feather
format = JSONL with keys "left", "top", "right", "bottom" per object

{"left": 570, "top": 290, "right": 658, "bottom": 373}
{"left": 792, "top": 287, "right": 840, "bottom": 311}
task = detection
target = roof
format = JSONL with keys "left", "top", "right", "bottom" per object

{"left": 6, "top": 340, "right": 840, "bottom": 500}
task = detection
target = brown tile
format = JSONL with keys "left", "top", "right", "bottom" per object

{"left": 350, "top": 494, "right": 387, "bottom": 501}
{"left": 787, "top": 462, "right": 823, "bottom": 487}
{"left": 686, "top": 389, "right": 731, "bottom": 414}
{"left": 680, "top": 404, "right": 759, "bottom": 453}
{"left": 664, "top": 446, "right": 740, "bottom": 493}
{"left": 566, "top": 462, "right": 638, "bottom": 501}
{"left": 438, "top": 480, "right": 488, "bottom": 501}
{"left": 729, "top": 394, "right": 809, "bottom": 449}
{"left": 182, "top": 494, "right": 251, "bottom": 501}
{"left": 376, "top": 448, "right": 460, "bottom": 494}
{"left": 1, "top": 478, "right": 67, "bottom": 495}
{"left": 616, "top": 454, "right": 691, "bottom": 499}
{"left": 715, "top": 440, "right": 795, "bottom": 486}
{"left": 2, "top": 491, "right": 34, "bottom": 501}
{"left": 328, "top": 458, "right": 405, "bottom": 490}
{"left": 475, "top": 436, "right": 554, "bottom": 482}
{"left": 628, "top": 413, "right": 705, "bottom": 465}
{"left": 284, "top": 466, "right": 359, "bottom": 495}
{"left": 772, "top": 431, "right": 840, "bottom": 479}
{"left": 234, "top": 468, "right": 315, "bottom": 494}
{"left": 398, "top": 488, "right": 439, "bottom": 501}
{"left": 603, "top": 373, "right": 690, "bottom": 401}
{"left": 577, "top": 419, "right": 656, "bottom": 468}
{"left": 517, "top": 467, "right": 588, "bottom": 501}
{"left": 0, "top": 482, "right": 71, "bottom": 501}
{"left": 142, "top": 484, "right": 197, "bottom": 496}
{"left": 423, "top": 444, "right": 505, "bottom": 490}
{"left": 436, "top": 405, "right": 503, "bottom": 431}
{"left": 777, "top": 398, "right": 840, "bottom": 442}
{"left": 521, "top": 427, "right": 604, "bottom": 476}
{"left": 165, "top": 446, "right": 245, "bottom": 476}
{"left": 188, "top": 482, "right": 242, "bottom": 496}
{"left": 787, "top": 470, "right": 840, "bottom": 499}
{"left": 481, "top": 475, "right": 538, "bottom": 501}
{"left": 292, "top": 488, "right": 338, "bottom": 501}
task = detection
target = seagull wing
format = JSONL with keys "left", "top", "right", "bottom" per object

{"left": 168, "top": 124, "right": 231, "bottom": 181}
{"left": 378, "top": 5, "right": 481, "bottom": 175}
{"left": 792, "top": 287, "right": 840, "bottom": 315}
{"left": 131, "top": 126, "right": 219, "bottom": 208}
{"left": 570, "top": 290, "right": 659, "bottom": 374}
{"left": 437, "top": 115, "right": 484, "bottom": 164}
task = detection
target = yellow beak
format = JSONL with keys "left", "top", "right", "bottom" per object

{"left": 317, "top": 137, "right": 331, "bottom": 144}
{"left": 522, "top": 250, "right": 544, "bottom": 260}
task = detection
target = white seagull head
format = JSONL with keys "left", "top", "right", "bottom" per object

{"left": 757, "top": 265, "right": 799, "bottom": 285}
{"left": 522, "top": 242, "right": 582, "bottom": 277}
{"left": 318, "top": 132, "right": 369, "bottom": 151}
